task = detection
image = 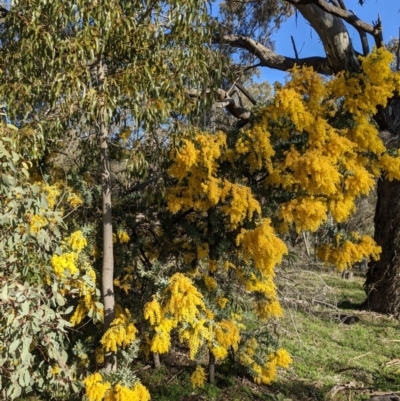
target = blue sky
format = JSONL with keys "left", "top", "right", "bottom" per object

{"left": 251, "top": 0, "right": 400, "bottom": 83}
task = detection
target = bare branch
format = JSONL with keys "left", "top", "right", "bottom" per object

{"left": 243, "top": 62, "right": 262, "bottom": 72}
{"left": 291, "top": 35, "right": 299, "bottom": 59}
{"left": 215, "top": 33, "right": 332, "bottom": 74}
{"left": 337, "top": 0, "right": 347, "bottom": 10}
{"left": 285, "top": 0, "right": 384, "bottom": 47}
{"left": 234, "top": 82, "right": 257, "bottom": 105}
{"left": 358, "top": 29, "right": 370, "bottom": 56}
{"left": 216, "top": 88, "right": 251, "bottom": 121}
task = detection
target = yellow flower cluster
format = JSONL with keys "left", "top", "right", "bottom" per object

{"left": 104, "top": 383, "right": 150, "bottom": 401}
{"left": 114, "top": 266, "right": 134, "bottom": 294}
{"left": 84, "top": 372, "right": 111, "bottom": 401}
{"left": 84, "top": 373, "right": 150, "bottom": 401}
{"left": 256, "top": 300, "right": 284, "bottom": 319}
{"left": 168, "top": 132, "right": 224, "bottom": 184}
{"left": 317, "top": 234, "right": 381, "bottom": 271}
{"left": 191, "top": 366, "right": 206, "bottom": 388}
{"left": 220, "top": 182, "right": 261, "bottom": 228}
{"left": 329, "top": 47, "right": 400, "bottom": 118}
{"left": 378, "top": 153, "right": 400, "bottom": 181}
{"left": 114, "top": 230, "right": 130, "bottom": 244}
{"left": 164, "top": 273, "right": 207, "bottom": 322}
{"left": 50, "top": 231, "right": 102, "bottom": 327}
{"left": 145, "top": 273, "right": 215, "bottom": 359}
{"left": 70, "top": 263, "right": 102, "bottom": 326}
{"left": 238, "top": 337, "right": 258, "bottom": 367}
{"left": 168, "top": 139, "right": 200, "bottom": 180}
{"left": 203, "top": 274, "right": 217, "bottom": 291}
{"left": 29, "top": 214, "right": 48, "bottom": 234}
{"left": 180, "top": 318, "right": 212, "bottom": 359}
{"left": 51, "top": 364, "right": 60, "bottom": 376}
{"left": 253, "top": 349, "right": 292, "bottom": 385}
{"left": 216, "top": 296, "right": 229, "bottom": 309}
{"left": 67, "top": 230, "right": 87, "bottom": 252}
{"left": 160, "top": 47, "right": 400, "bottom": 388}
{"left": 100, "top": 306, "right": 138, "bottom": 353}
{"left": 39, "top": 182, "right": 61, "bottom": 209}
{"left": 235, "top": 112, "right": 275, "bottom": 172}
{"left": 238, "top": 339, "right": 292, "bottom": 385}
{"left": 279, "top": 197, "right": 328, "bottom": 233}
{"left": 167, "top": 132, "right": 261, "bottom": 229}
{"left": 236, "top": 219, "right": 287, "bottom": 277}
{"left": 52, "top": 252, "right": 79, "bottom": 277}
{"left": 67, "top": 192, "right": 83, "bottom": 208}
{"left": 257, "top": 48, "right": 400, "bottom": 242}
{"left": 36, "top": 181, "right": 83, "bottom": 211}
{"left": 239, "top": 272, "right": 283, "bottom": 319}
{"left": 197, "top": 243, "right": 209, "bottom": 259}
{"left": 211, "top": 319, "right": 241, "bottom": 360}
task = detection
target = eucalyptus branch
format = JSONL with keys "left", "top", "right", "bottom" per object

{"left": 234, "top": 82, "right": 257, "bottom": 105}
{"left": 284, "top": 0, "right": 384, "bottom": 47}
{"left": 216, "top": 88, "right": 251, "bottom": 121}
{"left": 215, "top": 33, "right": 332, "bottom": 74}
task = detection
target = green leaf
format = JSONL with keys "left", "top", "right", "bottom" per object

{"left": 9, "top": 339, "right": 20, "bottom": 353}
{"left": 56, "top": 292, "right": 65, "bottom": 306}
{"left": 6, "top": 123, "right": 18, "bottom": 131}
{"left": 64, "top": 305, "right": 74, "bottom": 314}
{"left": 11, "top": 383, "right": 22, "bottom": 399}
{"left": 21, "top": 300, "right": 30, "bottom": 316}
{"left": 1, "top": 283, "right": 8, "bottom": 301}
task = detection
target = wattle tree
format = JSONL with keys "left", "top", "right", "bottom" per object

{"left": 214, "top": 0, "right": 400, "bottom": 318}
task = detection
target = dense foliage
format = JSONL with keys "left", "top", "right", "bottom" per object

{"left": 1, "top": 0, "right": 400, "bottom": 398}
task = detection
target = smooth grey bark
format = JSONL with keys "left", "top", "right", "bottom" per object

{"left": 98, "top": 59, "right": 116, "bottom": 371}
{"left": 153, "top": 352, "right": 161, "bottom": 369}
{"left": 208, "top": 351, "right": 216, "bottom": 384}
{"left": 295, "top": 3, "right": 360, "bottom": 72}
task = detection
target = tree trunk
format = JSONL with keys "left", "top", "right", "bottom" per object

{"left": 296, "top": 4, "right": 360, "bottom": 73}
{"left": 364, "top": 177, "right": 400, "bottom": 317}
{"left": 208, "top": 351, "right": 216, "bottom": 384}
{"left": 363, "top": 98, "right": 400, "bottom": 317}
{"left": 153, "top": 352, "right": 161, "bottom": 369}
{"left": 98, "top": 60, "right": 116, "bottom": 372}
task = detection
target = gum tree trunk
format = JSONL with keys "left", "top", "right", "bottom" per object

{"left": 98, "top": 59, "right": 116, "bottom": 371}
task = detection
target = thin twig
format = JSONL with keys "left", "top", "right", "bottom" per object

{"left": 167, "top": 368, "right": 185, "bottom": 383}
{"left": 351, "top": 351, "right": 372, "bottom": 360}
{"left": 291, "top": 35, "right": 299, "bottom": 59}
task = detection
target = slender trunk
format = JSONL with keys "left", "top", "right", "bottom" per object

{"left": 98, "top": 60, "right": 116, "bottom": 371}
{"left": 207, "top": 208, "right": 216, "bottom": 384}
{"left": 153, "top": 352, "right": 161, "bottom": 369}
{"left": 208, "top": 351, "right": 215, "bottom": 384}
{"left": 302, "top": 231, "right": 311, "bottom": 259}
